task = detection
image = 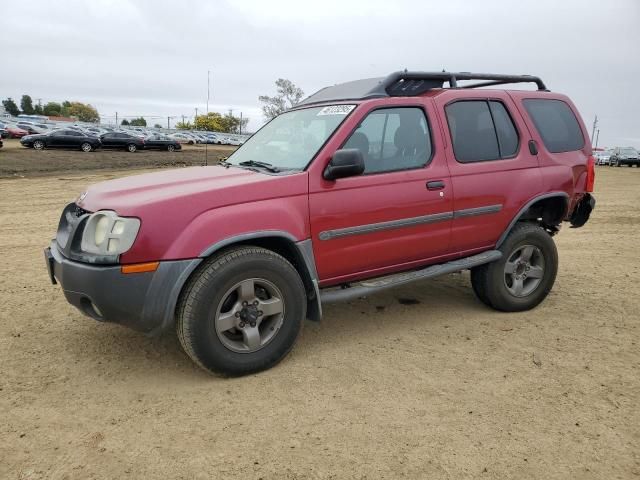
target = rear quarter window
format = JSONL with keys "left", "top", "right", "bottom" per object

{"left": 523, "top": 99, "right": 584, "bottom": 153}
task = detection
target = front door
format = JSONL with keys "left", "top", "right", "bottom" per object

{"left": 309, "top": 102, "right": 453, "bottom": 285}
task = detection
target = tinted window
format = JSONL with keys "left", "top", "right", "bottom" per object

{"left": 343, "top": 107, "right": 431, "bottom": 174}
{"left": 489, "top": 101, "right": 519, "bottom": 157}
{"left": 523, "top": 99, "right": 584, "bottom": 153}
{"left": 446, "top": 101, "right": 500, "bottom": 162}
{"left": 67, "top": 131, "right": 82, "bottom": 136}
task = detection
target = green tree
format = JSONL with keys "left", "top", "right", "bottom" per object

{"left": 258, "top": 78, "right": 304, "bottom": 120}
{"left": 20, "top": 95, "right": 35, "bottom": 115}
{"left": 64, "top": 102, "right": 100, "bottom": 122}
{"left": 129, "top": 117, "right": 147, "bottom": 127}
{"left": 121, "top": 119, "right": 130, "bottom": 126}
{"left": 2, "top": 98, "right": 20, "bottom": 116}
{"left": 43, "top": 102, "right": 62, "bottom": 116}
{"left": 192, "top": 111, "right": 248, "bottom": 133}
{"left": 34, "top": 104, "right": 43, "bottom": 115}
{"left": 176, "top": 121, "right": 193, "bottom": 130}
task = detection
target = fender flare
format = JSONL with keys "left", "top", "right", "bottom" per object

{"left": 496, "top": 192, "right": 569, "bottom": 248}
{"left": 199, "top": 231, "right": 322, "bottom": 322}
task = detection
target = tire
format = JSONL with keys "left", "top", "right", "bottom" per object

{"left": 167, "top": 144, "right": 175, "bottom": 152}
{"left": 80, "top": 142, "right": 92, "bottom": 152}
{"left": 176, "top": 246, "right": 306, "bottom": 376}
{"left": 33, "top": 140, "right": 45, "bottom": 150}
{"left": 470, "top": 222, "right": 558, "bottom": 312}
{"left": 127, "top": 143, "right": 137, "bottom": 153}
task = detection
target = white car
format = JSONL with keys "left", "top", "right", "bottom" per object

{"left": 595, "top": 150, "right": 612, "bottom": 165}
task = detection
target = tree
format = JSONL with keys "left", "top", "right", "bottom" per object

{"left": 129, "top": 117, "right": 147, "bottom": 127}
{"left": 192, "top": 111, "right": 248, "bottom": 133}
{"left": 43, "top": 102, "right": 62, "bottom": 116}
{"left": 121, "top": 119, "right": 130, "bottom": 126}
{"left": 20, "top": 95, "right": 35, "bottom": 115}
{"left": 34, "top": 104, "right": 43, "bottom": 115}
{"left": 153, "top": 123, "right": 162, "bottom": 129}
{"left": 176, "top": 121, "right": 193, "bottom": 130}
{"left": 258, "top": 78, "right": 304, "bottom": 120}
{"left": 64, "top": 102, "right": 100, "bottom": 122}
{"left": 2, "top": 98, "right": 20, "bottom": 116}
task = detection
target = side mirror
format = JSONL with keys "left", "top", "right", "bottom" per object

{"left": 323, "top": 148, "right": 365, "bottom": 181}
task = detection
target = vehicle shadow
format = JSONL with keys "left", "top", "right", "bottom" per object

{"left": 64, "top": 272, "right": 492, "bottom": 381}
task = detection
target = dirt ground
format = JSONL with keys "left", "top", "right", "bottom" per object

{"left": 0, "top": 138, "right": 236, "bottom": 177}
{"left": 0, "top": 164, "right": 638, "bottom": 479}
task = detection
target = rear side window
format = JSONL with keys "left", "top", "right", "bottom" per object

{"left": 445, "top": 100, "right": 519, "bottom": 162}
{"left": 523, "top": 99, "right": 584, "bottom": 153}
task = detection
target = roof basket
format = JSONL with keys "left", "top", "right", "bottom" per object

{"left": 298, "top": 70, "right": 547, "bottom": 107}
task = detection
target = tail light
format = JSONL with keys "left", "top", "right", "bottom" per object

{"left": 586, "top": 155, "right": 595, "bottom": 192}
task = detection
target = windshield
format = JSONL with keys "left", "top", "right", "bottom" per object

{"left": 227, "top": 104, "right": 356, "bottom": 170}
{"left": 621, "top": 147, "right": 637, "bottom": 154}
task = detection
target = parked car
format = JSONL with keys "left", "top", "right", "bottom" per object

{"left": 99, "top": 132, "right": 145, "bottom": 152}
{"left": 595, "top": 150, "right": 613, "bottom": 165}
{"left": 169, "top": 133, "right": 198, "bottom": 145}
{"left": 5, "top": 126, "right": 29, "bottom": 138}
{"left": 0, "top": 126, "right": 8, "bottom": 139}
{"left": 610, "top": 146, "right": 639, "bottom": 167}
{"left": 0, "top": 137, "right": 3, "bottom": 149}
{"left": 143, "top": 134, "right": 182, "bottom": 152}
{"left": 44, "top": 70, "right": 595, "bottom": 376}
{"left": 20, "top": 129, "right": 101, "bottom": 152}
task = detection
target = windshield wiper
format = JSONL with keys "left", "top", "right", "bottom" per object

{"left": 238, "top": 160, "right": 280, "bottom": 173}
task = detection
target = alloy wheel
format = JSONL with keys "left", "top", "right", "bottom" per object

{"left": 503, "top": 245, "right": 545, "bottom": 297}
{"left": 214, "top": 278, "right": 285, "bottom": 353}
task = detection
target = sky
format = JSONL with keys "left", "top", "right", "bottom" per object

{"left": 1, "top": 0, "right": 639, "bottom": 147}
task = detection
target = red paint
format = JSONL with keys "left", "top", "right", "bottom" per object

{"left": 77, "top": 87, "right": 592, "bottom": 283}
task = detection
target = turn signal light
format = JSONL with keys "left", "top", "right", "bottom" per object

{"left": 121, "top": 261, "right": 159, "bottom": 274}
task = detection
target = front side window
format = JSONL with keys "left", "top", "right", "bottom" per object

{"left": 227, "top": 105, "right": 355, "bottom": 171}
{"left": 343, "top": 107, "right": 431, "bottom": 174}
{"left": 446, "top": 100, "right": 519, "bottom": 163}
{"left": 523, "top": 99, "right": 584, "bottom": 153}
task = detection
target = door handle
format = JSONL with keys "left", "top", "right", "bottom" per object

{"left": 426, "top": 180, "right": 445, "bottom": 190}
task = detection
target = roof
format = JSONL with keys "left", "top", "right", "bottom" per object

{"left": 298, "top": 70, "right": 547, "bottom": 107}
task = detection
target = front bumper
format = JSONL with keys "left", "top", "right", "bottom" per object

{"left": 45, "top": 241, "right": 201, "bottom": 335}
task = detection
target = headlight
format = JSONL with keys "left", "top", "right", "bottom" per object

{"left": 80, "top": 211, "right": 140, "bottom": 256}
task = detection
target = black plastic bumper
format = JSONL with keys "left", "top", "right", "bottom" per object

{"left": 570, "top": 193, "right": 595, "bottom": 228}
{"left": 45, "top": 241, "right": 201, "bottom": 335}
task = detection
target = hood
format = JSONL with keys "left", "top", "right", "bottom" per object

{"left": 77, "top": 165, "right": 308, "bottom": 217}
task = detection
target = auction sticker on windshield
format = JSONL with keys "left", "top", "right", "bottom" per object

{"left": 317, "top": 105, "right": 356, "bottom": 116}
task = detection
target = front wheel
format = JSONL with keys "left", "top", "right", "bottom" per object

{"left": 33, "top": 140, "right": 45, "bottom": 150}
{"left": 80, "top": 142, "right": 92, "bottom": 152}
{"left": 471, "top": 223, "right": 558, "bottom": 312}
{"left": 127, "top": 143, "right": 137, "bottom": 153}
{"left": 167, "top": 144, "right": 175, "bottom": 152}
{"left": 176, "top": 246, "right": 306, "bottom": 376}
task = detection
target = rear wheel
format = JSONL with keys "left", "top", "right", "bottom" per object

{"left": 127, "top": 143, "right": 137, "bottom": 153}
{"left": 176, "top": 246, "right": 306, "bottom": 376}
{"left": 471, "top": 223, "right": 558, "bottom": 312}
{"left": 80, "top": 142, "right": 92, "bottom": 152}
{"left": 33, "top": 140, "right": 45, "bottom": 150}
{"left": 167, "top": 144, "right": 175, "bottom": 152}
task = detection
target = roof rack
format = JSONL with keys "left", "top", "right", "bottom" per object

{"left": 298, "top": 71, "right": 548, "bottom": 106}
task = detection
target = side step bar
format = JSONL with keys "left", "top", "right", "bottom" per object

{"left": 320, "top": 250, "right": 502, "bottom": 303}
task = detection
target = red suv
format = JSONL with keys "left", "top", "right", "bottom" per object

{"left": 45, "top": 71, "right": 596, "bottom": 375}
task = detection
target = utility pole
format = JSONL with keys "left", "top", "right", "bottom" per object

{"left": 205, "top": 70, "right": 211, "bottom": 166}
{"left": 595, "top": 129, "right": 600, "bottom": 149}
{"left": 239, "top": 111, "right": 243, "bottom": 135}
{"left": 182, "top": 115, "right": 185, "bottom": 125}
{"left": 195, "top": 107, "right": 198, "bottom": 121}
{"left": 591, "top": 115, "right": 598, "bottom": 147}
{"left": 167, "top": 116, "right": 171, "bottom": 129}
{"left": 115, "top": 111, "right": 118, "bottom": 126}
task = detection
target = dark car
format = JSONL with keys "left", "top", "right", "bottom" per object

{"left": 20, "top": 129, "right": 101, "bottom": 152}
{"left": 99, "top": 132, "right": 145, "bottom": 153}
{"left": 610, "top": 147, "right": 639, "bottom": 167}
{"left": 0, "top": 137, "right": 3, "bottom": 149}
{"left": 143, "top": 134, "right": 182, "bottom": 152}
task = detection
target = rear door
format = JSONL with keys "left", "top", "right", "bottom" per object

{"left": 309, "top": 99, "right": 453, "bottom": 285}
{"left": 434, "top": 91, "right": 542, "bottom": 254}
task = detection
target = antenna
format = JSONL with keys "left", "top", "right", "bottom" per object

{"left": 205, "top": 70, "right": 210, "bottom": 166}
